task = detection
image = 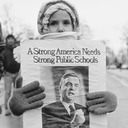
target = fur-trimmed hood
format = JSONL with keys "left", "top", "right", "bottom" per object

{"left": 37, "top": 0, "right": 79, "bottom": 35}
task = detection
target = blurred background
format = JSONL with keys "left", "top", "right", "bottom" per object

{"left": 0, "top": 0, "right": 128, "bottom": 128}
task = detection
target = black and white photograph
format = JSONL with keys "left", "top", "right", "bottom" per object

{"left": 40, "top": 66, "right": 89, "bottom": 128}
{"left": 0, "top": 0, "right": 128, "bottom": 128}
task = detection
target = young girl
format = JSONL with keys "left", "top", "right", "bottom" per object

{"left": 9, "top": 0, "right": 117, "bottom": 121}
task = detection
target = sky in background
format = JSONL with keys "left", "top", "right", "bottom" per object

{"left": 1, "top": 0, "right": 128, "bottom": 54}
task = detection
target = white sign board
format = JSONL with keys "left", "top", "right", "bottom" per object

{"left": 21, "top": 40, "right": 106, "bottom": 128}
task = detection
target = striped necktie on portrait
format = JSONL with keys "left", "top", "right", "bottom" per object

{"left": 69, "top": 105, "right": 75, "bottom": 121}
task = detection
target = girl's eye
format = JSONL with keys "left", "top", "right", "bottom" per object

{"left": 63, "top": 20, "right": 71, "bottom": 25}
{"left": 49, "top": 21, "right": 58, "bottom": 26}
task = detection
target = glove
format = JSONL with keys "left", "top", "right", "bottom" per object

{"left": 86, "top": 91, "right": 117, "bottom": 114}
{"left": 15, "top": 75, "right": 23, "bottom": 88}
{"left": 9, "top": 77, "right": 46, "bottom": 116}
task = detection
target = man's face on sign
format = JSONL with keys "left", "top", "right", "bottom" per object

{"left": 60, "top": 75, "right": 80, "bottom": 103}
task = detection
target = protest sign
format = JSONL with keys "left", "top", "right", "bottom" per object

{"left": 21, "top": 40, "right": 106, "bottom": 128}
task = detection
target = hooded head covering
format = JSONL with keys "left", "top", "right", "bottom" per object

{"left": 37, "top": 0, "right": 79, "bottom": 35}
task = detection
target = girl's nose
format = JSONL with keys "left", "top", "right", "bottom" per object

{"left": 57, "top": 23, "right": 64, "bottom": 32}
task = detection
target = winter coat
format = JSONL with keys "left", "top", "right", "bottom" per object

{"left": 3, "top": 46, "right": 20, "bottom": 74}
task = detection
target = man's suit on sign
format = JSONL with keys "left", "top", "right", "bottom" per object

{"left": 42, "top": 101, "right": 89, "bottom": 128}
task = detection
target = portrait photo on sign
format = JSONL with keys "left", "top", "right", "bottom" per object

{"left": 40, "top": 66, "right": 89, "bottom": 128}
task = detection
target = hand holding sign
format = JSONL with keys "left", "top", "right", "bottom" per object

{"left": 86, "top": 91, "right": 117, "bottom": 114}
{"left": 9, "top": 77, "right": 46, "bottom": 116}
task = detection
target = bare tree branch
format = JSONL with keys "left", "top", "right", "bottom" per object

{"left": 1, "top": 4, "right": 35, "bottom": 41}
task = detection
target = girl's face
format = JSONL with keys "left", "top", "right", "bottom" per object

{"left": 48, "top": 10, "right": 73, "bottom": 33}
